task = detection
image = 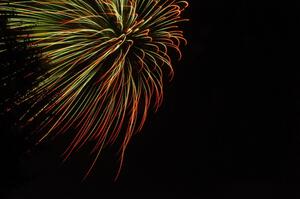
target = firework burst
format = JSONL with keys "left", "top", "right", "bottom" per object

{"left": 1, "top": 0, "right": 188, "bottom": 178}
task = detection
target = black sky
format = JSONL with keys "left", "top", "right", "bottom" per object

{"left": 1, "top": 0, "right": 300, "bottom": 198}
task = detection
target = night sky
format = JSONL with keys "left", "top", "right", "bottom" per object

{"left": 1, "top": 1, "right": 300, "bottom": 198}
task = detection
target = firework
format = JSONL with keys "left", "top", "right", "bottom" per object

{"left": 1, "top": 0, "right": 188, "bottom": 178}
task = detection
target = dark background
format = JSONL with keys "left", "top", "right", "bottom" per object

{"left": 1, "top": 0, "right": 300, "bottom": 198}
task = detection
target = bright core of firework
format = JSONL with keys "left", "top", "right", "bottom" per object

{"left": 1, "top": 0, "right": 188, "bottom": 178}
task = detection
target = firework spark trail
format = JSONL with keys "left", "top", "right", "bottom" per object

{"left": 1, "top": 0, "right": 188, "bottom": 178}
